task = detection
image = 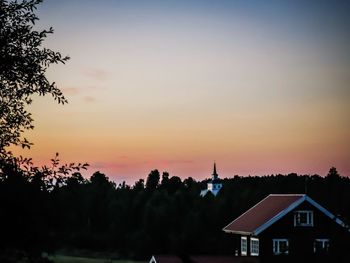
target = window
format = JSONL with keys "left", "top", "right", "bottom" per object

{"left": 241, "top": 236, "right": 247, "bottom": 256}
{"left": 250, "top": 238, "right": 259, "bottom": 256}
{"left": 294, "top": 210, "right": 313, "bottom": 226}
{"left": 314, "top": 239, "right": 330, "bottom": 254}
{"left": 273, "top": 239, "right": 289, "bottom": 255}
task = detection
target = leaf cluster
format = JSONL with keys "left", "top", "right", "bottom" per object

{"left": 0, "top": 0, "right": 69, "bottom": 151}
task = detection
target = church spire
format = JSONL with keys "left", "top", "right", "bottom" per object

{"left": 212, "top": 162, "right": 218, "bottom": 179}
{"left": 200, "top": 162, "right": 223, "bottom": 197}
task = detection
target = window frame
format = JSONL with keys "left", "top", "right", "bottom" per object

{"left": 273, "top": 239, "right": 289, "bottom": 255}
{"left": 294, "top": 210, "right": 314, "bottom": 227}
{"left": 241, "top": 236, "right": 247, "bottom": 256}
{"left": 250, "top": 237, "right": 259, "bottom": 256}
{"left": 313, "top": 238, "right": 330, "bottom": 254}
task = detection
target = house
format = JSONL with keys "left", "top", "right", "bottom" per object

{"left": 223, "top": 194, "right": 350, "bottom": 263}
{"left": 200, "top": 163, "right": 223, "bottom": 197}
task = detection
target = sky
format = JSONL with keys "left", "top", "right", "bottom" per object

{"left": 13, "top": 0, "right": 350, "bottom": 183}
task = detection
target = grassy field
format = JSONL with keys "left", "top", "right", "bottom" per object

{"left": 50, "top": 255, "right": 147, "bottom": 263}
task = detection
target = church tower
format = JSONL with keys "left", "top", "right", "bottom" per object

{"left": 200, "top": 162, "right": 223, "bottom": 197}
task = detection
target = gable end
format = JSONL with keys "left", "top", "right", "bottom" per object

{"left": 254, "top": 195, "right": 349, "bottom": 235}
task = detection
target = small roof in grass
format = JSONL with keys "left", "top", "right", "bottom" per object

{"left": 150, "top": 255, "right": 258, "bottom": 263}
{"left": 150, "top": 255, "right": 183, "bottom": 263}
{"left": 223, "top": 194, "right": 348, "bottom": 235}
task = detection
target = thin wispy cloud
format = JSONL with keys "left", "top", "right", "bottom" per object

{"left": 83, "top": 68, "right": 110, "bottom": 81}
{"left": 160, "top": 159, "right": 194, "bottom": 165}
{"left": 89, "top": 160, "right": 150, "bottom": 171}
{"left": 83, "top": 96, "right": 96, "bottom": 103}
{"left": 62, "top": 87, "right": 81, "bottom": 95}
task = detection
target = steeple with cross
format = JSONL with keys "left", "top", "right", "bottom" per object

{"left": 200, "top": 162, "right": 223, "bottom": 197}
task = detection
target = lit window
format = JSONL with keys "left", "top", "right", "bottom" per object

{"left": 294, "top": 210, "right": 313, "bottom": 226}
{"left": 273, "top": 239, "right": 289, "bottom": 255}
{"left": 250, "top": 238, "right": 259, "bottom": 256}
{"left": 314, "top": 239, "right": 330, "bottom": 254}
{"left": 241, "top": 236, "right": 247, "bottom": 256}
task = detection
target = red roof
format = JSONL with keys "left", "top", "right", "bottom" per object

{"left": 223, "top": 194, "right": 305, "bottom": 235}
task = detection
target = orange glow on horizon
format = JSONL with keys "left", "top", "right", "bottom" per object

{"left": 7, "top": 0, "right": 349, "bottom": 183}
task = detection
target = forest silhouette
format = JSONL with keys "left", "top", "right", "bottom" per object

{"left": 1, "top": 164, "right": 349, "bottom": 261}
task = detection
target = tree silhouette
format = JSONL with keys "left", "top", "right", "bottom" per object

{"left": 146, "top": 169, "right": 160, "bottom": 191}
{"left": 0, "top": 0, "right": 69, "bottom": 153}
{"left": 326, "top": 167, "right": 340, "bottom": 180}
{"left": 0, "top": 1, "right": 88, "bottom": 261}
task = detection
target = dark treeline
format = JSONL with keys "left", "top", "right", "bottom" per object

{"left": 1, "top": 163, "right": 349, "bottom": 261}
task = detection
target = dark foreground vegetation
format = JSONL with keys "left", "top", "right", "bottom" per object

{"left": 1, "top": 161, "right": 349, "bottom": 261}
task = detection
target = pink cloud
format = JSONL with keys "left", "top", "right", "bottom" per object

{"left": 83, "top": 96, "right": 96, "bottom": 103}
{"left": 159, "top": 159, "right": 194, "bottom": 165}
{"left": 62, "top": 87, "right": 81, "bottom": 95}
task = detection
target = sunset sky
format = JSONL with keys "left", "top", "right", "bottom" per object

{"left": 13, "top": 0, "right": 350, "bottom": 183}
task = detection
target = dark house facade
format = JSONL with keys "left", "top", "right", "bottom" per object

{"left": 223, "top": 194, "right": 350, "bottom": 263}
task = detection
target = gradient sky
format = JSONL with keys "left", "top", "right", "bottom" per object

{"left": 12, "top": 0, "right": 350, "bottom": 183}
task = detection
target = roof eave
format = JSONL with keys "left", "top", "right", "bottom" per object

{"left": 222, "top": 228, "right": 252, "bottom": 235}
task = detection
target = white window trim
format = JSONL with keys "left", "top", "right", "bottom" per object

{"left": 273, "top": 239, "right": 289, "bottom": 255}
{"left": 294, "top": 210, "right": 314, "bottom": 227}
{"left": 241, "top": 236, "right": 247, "bottom": 256}
{"left": 314, "top": 238, "right": 330, "bottom": 253}
{"left": 250, "top": 237, "right": 259, "bottom": 256}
